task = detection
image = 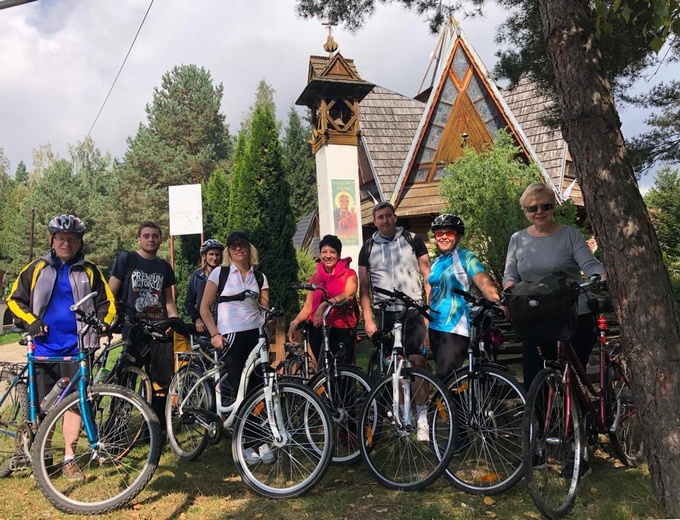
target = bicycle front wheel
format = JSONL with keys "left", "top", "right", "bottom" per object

{"left": 0, "top": 372, "right": 29, "bottom": 477}
{"left": 32, "top": 384, "right": 161, "bottom": 515}
{"left": 444, "top": 365, "right": 526, "bottom": 494}
{"left": 523, "top": 368, "right": 583, "bottom": 519}
{"left": 310, "top": 364, "right": 373, "bottom": 465}
{"left": 606, "top": 356, "right": 644, "bottom": 467}
{"left": 166, "top": 366, "right": 213, "bottom": 461}
{"left": 232, "top": 381, "right": 333, "bottom": 498}
{"left": 359, "top": 367, "right": 456, "bottom": 491}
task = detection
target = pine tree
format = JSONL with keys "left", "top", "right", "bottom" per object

{"left": 283, "top": 105, "right": 317, "bottom": 221}
{"left": 14, "top": 161, "right": 28, "bottom": 185}
{"left": 229, "top": 87, "right": 298, "bottom": 315}
{"left": 203, "top": 167, "right": 230, "bottom": 242}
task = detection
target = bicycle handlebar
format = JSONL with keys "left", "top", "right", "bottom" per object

{"left": 451, "top": 287, "right": 501, "bottom": 309}
{"left": 372, "top": 286, "right": 435, "bottom": 322}
{"left": 70, "top": 291, "right": 98, "bottom": 312}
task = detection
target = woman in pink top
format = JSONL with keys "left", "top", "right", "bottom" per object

{"left": 288, "top": 235, "right": 358, "bottom": 365}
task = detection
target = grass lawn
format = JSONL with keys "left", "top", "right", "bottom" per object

{"left": 0, "top": 339, "right": 664, "bottom": 519}
{"left": 0, "top": 441, "right": 663, "bottom": 519}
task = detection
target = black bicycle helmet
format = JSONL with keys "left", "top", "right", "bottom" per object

{"left": 431, "top": 214, "right": 465, "bottom": 236}
{"left": 48, "top": 214, "right": 86, "bottom": 235}
{"left": 200, "top": 238, "right": 225, "bottom": 255}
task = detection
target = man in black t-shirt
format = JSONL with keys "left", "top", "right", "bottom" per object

{"left": 109, "top": 221, "right": 178, "bottom": 425}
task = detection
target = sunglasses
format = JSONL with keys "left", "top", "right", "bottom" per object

{"left": 228, "top": 242, "right": 248, "bottom": 251}
{"left": 434, "top": 229, "right": 456, "bottom": 239}
{"left": 524, "top": 203, "right": 554, "bottom": 213}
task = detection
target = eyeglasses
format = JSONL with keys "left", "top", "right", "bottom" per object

{"left": 524, "top": 203, "right": 554, "bottom": 213}
{"left": 54, "top": 236, "right": 80, "bottom": 244}
{"left": 228, "top": 243, "right": 247, "bottom": 251}
{"left": 434, "top": 229, "right": 456, "bottom": 239}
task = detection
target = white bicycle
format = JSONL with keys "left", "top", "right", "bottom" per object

{"left": 165, "top": 290, "right": 333, "bottom": 498}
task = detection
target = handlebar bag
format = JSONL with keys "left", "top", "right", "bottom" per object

{"left": 506, "top": 271, "right": 578, "bottom": 342}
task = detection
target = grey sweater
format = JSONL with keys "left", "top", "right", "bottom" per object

{"left": 503, "top": 225, "right": 605, "bottom": 314}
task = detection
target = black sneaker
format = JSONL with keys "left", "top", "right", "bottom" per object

{"left": 562, "top": 458, "right": 591, "bottom": 479}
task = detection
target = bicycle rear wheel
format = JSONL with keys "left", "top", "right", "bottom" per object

{"left": 523, "top": 368, "right": 583, "bottom": 519}
{"left": 166, "top": 366, "right": 213, "bottom": 460}
{"left": 32, "top": 384, "right": 161, "bottom": 515}
{"left": 0, "top": 372, "right": 29, "bottom": 477}
{"left": 444, "top": 365, "right": 526, "bottom": 494}
{"left": 606, "top": 356, "right": 644, "bottom": 467}
{"left": 232, "top": 381, "right": 333, "bottom": 498}
{"left": 359, "top": 367, "right": 456, "bottom": 491}
{"left": 310, "top": 364, "right": 373, "bottom": 465}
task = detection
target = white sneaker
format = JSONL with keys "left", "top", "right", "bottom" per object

{"left": 258, "top": 444, "right": 276, "bottom": 464}
{"left": 417, "top": 415, "right": 429, "bottom": 441}
{"left": 243, "top": 447, "right": 260, "bottom": 466}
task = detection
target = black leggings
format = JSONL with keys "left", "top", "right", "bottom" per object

{"left": 307, "top": 326, "right": 356, "bottom": 366}
{"left": 522, "top": 313, "right": 597, "bottom": 391}
{"left": 428, "top": 329, "right": 468, "bottom": 381}
{"left": 224, "top": 328, "right": 262, "bottom": 398}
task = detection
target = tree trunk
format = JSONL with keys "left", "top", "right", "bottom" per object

{"left": 536, "top": 0, "right": 680, "bottom": 515}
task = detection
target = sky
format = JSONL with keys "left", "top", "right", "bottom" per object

{"left": 0, "top": 0, "right": 675, "bottom": 191}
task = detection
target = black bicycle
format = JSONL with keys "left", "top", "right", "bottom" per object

{"left": 442, "top": 287, "right": 526, "bottom": 494}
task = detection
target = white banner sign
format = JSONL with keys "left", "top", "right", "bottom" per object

{"left": 168, "top": 184, "right": 203, "bottom": 236}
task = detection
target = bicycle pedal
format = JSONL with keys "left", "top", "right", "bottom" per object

{"left": 9, "top": 454, "right": 30, "bottom": 472}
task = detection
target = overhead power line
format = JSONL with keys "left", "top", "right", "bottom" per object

{"left": 85, "top": 0, "right": 155, "bottom": 141}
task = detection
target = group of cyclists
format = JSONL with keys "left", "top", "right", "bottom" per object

{"left": 6, "top": 180, "right": 608, "bottom": 487}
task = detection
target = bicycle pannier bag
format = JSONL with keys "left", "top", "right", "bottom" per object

{"left": 506, "top": 271, "right": 578, "bottom": 342}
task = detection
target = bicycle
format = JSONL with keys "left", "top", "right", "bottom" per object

{"left": 91, "top": 302, "right": 190, "bottom": 404}
{"left": 165, "top": 289, "right": 334, "bottom": 498}
{"left": 280, "top": 321, "right": 316, "bottom": 380}
{"left": 442, "top": 287, "right": 526, "bottom": 494}
{"left": 519, "top": 276, "right": 644, "bottom": 519}
{"left": 358, "top": 286, "right": 457, "bottom": 491}
{"left": 290, "top": 283, "right": 373, "bottom": 465}
{"left": 0, "top": 291, "right": 162, "bottom": 514}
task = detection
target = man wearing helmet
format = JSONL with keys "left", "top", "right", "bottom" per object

{"left": 184, "top": 238, "right": 224, "bottom": 333}
{"left": 428, "top": 214, "right": 503, "bottom": 381}
{"left": 7, "top": 214, "right": 116, "bottom": 480}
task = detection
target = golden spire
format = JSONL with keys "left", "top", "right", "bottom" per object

{"left": 322, "top": 19, "right": 338, "bottom": 55}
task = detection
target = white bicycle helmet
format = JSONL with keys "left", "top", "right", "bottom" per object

{"left": 200, "top": 238, "right": 225, "bottom": 255}
{"left": 48, "top": 214, "right": 86, "bottom": 235}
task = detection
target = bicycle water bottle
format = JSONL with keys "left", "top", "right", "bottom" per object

{"left": 41, "top": 377, "right": 70, "bottom": 413}
{"left": 94, "top": 368, "right": 110, "bottom": 385}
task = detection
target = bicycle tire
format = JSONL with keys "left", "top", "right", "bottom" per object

{"left": 359, "top": 367, "right": 456, "bottom": 491}
{"left": 32, "top": 384, "right": 161, "bottom": 515}
{"left": 232, "top": 381, "right": 333, "bottom": 498}
{"left": 523, "top": 368, "right": 583, "bottom": 519}
{"left": 310, "top": 364, "right": 373, "bottom": 465}
{"left": 0, "top": 373, "right": 29, "bottom": 477}
{"left": 107, "top": 366, "right": 153, "bottom": 405}
{"left": 443, "top": 365, "right": 526, "bottom": 494}
{"left": 166, "top": 366, "right": 213, "bottom": 461}
{"left": 605, "top": 357, "right": 644, "bottom": 467}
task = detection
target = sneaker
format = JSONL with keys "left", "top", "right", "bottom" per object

{"left": 243, "top": 447, "right": 260, "bottom": 466}
{"left": 62, "top": 459, "right": 85, "bottom": 481}
{"left": 417, "top": 416, "right": 429, "bottom": 441}
{"left": 258, "top": 444, "right": 276, "bottom": 464}
{"left": 562, "top": 458, "right": 591, "bottom": 479}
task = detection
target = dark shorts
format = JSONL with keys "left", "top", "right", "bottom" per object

{"left": 307, "top": 326, "right": 356, "bottom": 365}
{"left": 375, "top": 309, "right": 427, "bottom": 357}
{"left": 35, "top": 362, "right": 79, "bottom": 404}
{"left": 428, "top": 329, "right": 469, "bottom": 381}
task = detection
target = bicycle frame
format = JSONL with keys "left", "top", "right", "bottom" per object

{"left": 175, "top": 309, "right": 286, "bottom": 443}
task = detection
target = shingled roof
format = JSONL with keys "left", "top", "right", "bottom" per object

{"left": 358, "top": 86, "right": 425, "bottom": 201}
{"left": 502, "top": 76, "right": 583, "bottom": 204}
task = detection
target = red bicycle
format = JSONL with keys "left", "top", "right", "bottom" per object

{"left": 520, "top": 276, "right": 644, "bottom": 519}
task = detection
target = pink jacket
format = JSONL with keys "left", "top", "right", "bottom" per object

{"left": 309, "top": 258, "right": 358, "bottom": 329}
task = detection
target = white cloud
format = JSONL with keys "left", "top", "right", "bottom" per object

{"left": 0, "top": 0, "right": 676, "bottom": 178}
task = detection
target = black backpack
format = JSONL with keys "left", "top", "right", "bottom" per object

{"left": 363, "top": 230, "right": 419, "bottom": 260}
{"left": 216, "top": 266, "right": 265, "bottom": 297}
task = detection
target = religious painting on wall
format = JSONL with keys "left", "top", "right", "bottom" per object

{"left": 331, "top": 179, "right": 359, "bottom": 245}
